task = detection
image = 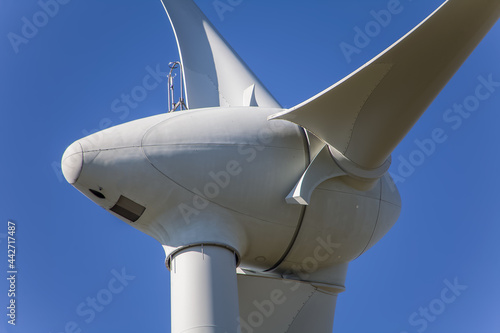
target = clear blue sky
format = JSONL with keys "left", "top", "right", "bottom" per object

{"left": 1, "top": 0, "right": 499, "bottom": 332}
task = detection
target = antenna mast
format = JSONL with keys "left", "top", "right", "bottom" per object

{"left": 167, "top": 61, "right": 187, "bottom": 112}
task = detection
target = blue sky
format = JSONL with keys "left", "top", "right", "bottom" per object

{"left": 1, "top": 0, "right": 499, "bottom": 332}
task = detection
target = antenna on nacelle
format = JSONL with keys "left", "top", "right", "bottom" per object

{"left": 167, "top": 61, "right": 187, "bottom": 112}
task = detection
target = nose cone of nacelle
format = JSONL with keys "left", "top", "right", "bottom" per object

{"left": 61, "top": 141, "right": 83, "bottom": 184}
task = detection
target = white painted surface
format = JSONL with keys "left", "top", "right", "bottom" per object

{"left": 170, "top": 245, "right": 239, "bottom": 333}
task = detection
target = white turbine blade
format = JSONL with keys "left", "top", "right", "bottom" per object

{"left": 237, "top": 274, "right": 338, "bottom": 332}
{"left": 161, "top": 0, "right": 281, "bottom": 109}
{"left": 270, "top": 0, "right": 500, "bottom": 170}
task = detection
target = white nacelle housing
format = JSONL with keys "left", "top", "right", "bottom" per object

{"left": 62, "top": 106, "right": 401, "bottom": 289}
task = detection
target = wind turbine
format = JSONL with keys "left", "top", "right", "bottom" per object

{"left": 61, "top": 0, "right": 500, "bottom": 332}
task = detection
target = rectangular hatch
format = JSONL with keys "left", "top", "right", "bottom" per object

{"left": 110, "top": 195, "right": 145, "bottom": 222}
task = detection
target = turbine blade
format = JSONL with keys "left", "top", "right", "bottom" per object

{"left": 237, "top": 273, "right": 338, "bottom": 332}
{"left": 161, "top": 0, "right": 281, "bottom": 109}
{"left": 270, "top": 0, "right": 500, "bottom": 170}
